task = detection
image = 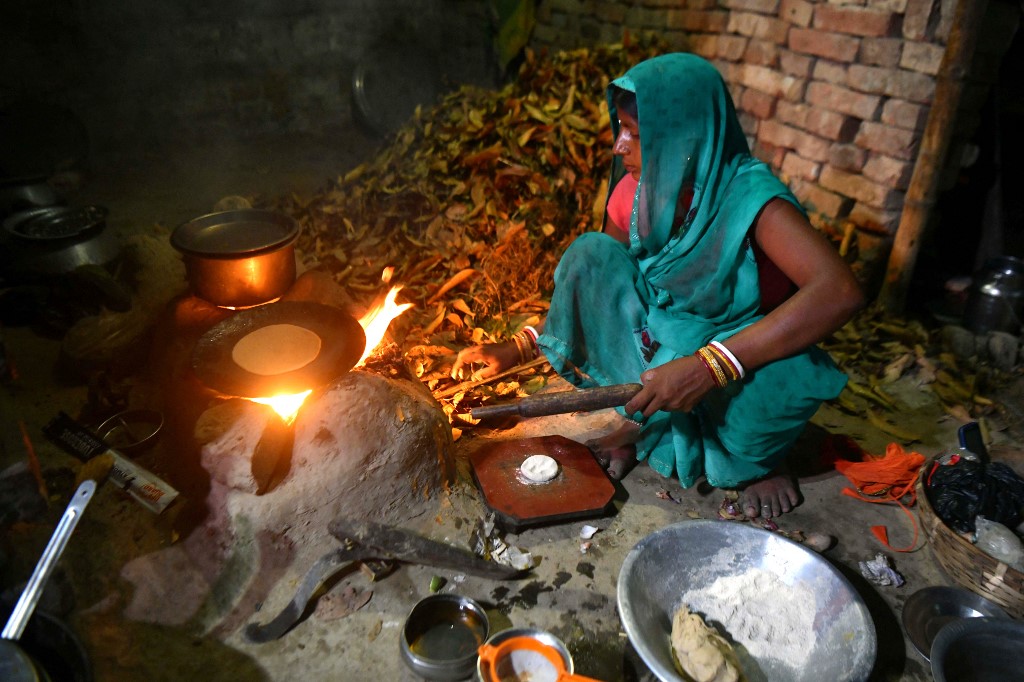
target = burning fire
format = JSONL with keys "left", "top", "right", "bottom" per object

{"left": 251, "top": 390, "right": 312, "bottom": 423}
{"left": 250, "top": 282, "right": 412, "bottom": 423}
{"left": 356, "top": 285, "right": 414, "bottom": 366}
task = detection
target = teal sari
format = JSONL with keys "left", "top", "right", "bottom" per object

{"left": 537, "top": 54, "right": 846, "bottom": 488}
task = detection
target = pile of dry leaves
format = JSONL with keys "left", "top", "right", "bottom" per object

{"left": 261, "top": 40, "right": 663, "bottom": 410}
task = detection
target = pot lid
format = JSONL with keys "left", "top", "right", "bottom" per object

{"left": 192, "top": 301, "right": 365, "bottom": 397}
{"left": 172, "top": 209, "right": 299, "bottom": 257}
{"left": 4, "top": 205, "right": 107, "bottom": 240}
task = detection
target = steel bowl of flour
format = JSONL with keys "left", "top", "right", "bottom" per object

{"left": 617, "top": 520, "right": 876, "bottom": 682}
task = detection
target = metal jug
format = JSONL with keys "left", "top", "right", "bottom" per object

{"left": 963, "top": 256, "right": 1024, "bottom": 335}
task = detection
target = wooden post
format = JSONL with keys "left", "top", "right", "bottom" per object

{"left": 878, "top": 0, "right": 987, "bottom": 313}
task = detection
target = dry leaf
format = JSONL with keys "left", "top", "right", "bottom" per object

{"left": 314, "top": 585, "right": 372, "bottom": 621}
{"left": 428, "top": 269, "right": 478, "bottom": 304}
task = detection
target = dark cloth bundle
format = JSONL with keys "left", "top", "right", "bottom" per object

{"left": 928, "top": 459, "right": 1024, "bottom": 534}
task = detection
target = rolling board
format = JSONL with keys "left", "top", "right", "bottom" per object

{"left": 470, "top": 435, "right": 617, "bottom": 532}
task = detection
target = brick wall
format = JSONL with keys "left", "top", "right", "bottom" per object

{"left": 532, "top": 0, "right": 1020, "bottom": 282}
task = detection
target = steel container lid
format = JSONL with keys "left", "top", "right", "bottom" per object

{"left": 171, "top": 209, "right": 299, "bottom": 257}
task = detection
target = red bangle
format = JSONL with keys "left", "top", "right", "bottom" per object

{"left": 705, "top": 343, "right": 739, "bottom": 381}
{"left": 695, "top": 350, "right": 719, "bottom": 385}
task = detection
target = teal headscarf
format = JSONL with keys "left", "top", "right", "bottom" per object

{"left": 538, "top": 54, "right": 847, "bottom": 486}
{"left": 608, "top": 53, "right": 802, "bottom": 349}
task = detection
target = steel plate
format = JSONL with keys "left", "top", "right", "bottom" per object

{"left": 351, "top": 41, "right": 441, "bottom": 137}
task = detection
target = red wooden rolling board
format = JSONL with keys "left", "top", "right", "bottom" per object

{"left": 470, "top": 435, "right": 617, "bottom": 531}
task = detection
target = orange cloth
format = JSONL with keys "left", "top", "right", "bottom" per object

{"left": 835, "top": 442, "right": 925, "bottom": 503}
{"left": 834, "top": 442, "right": 926, "bottom": 552}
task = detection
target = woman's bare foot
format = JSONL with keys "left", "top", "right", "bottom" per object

{"left": 586, "top": 421, "right": 641, "bottom": 480}
{"left": 740, "top": 469, "right": 801, "bottom": 519}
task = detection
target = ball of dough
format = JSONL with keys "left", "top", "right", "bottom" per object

{"left": 671, "top": 604, "right": 741, "bottom": 682}
{"left": 520, "top": 454, "right": 559, "bottom": 483}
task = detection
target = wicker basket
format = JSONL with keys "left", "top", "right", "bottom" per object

{"left": 917, "top": 459, "right": 1024, "bottom": 619}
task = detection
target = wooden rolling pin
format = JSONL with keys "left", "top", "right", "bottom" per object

{"left": 469, "top": 383, "right": 642, "bottom": 420}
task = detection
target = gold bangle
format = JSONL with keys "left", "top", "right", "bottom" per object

{"left": 519, "top": 330, "right": 538, "bottom": 358}
{"left": 697, "top": 347, "right": 728, "bottom": 388}
{"left": 511, "top": 334, "right": 528, "bottom": 364}
{"left": 705, "top": 343, "right": 739, "bottom": 381}
{"left": 515, "top": 331, "right": 537, "bottom": 361}
{"left": 696, "top": 348, "right": 713, "bottom": 384}
{"left": 707, "top": 347, "right": 730, "bottom": 386}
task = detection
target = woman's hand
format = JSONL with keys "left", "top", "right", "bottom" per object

{"left": 624, "top": 355, "right": 717, "bottom": 419}
{"left": 451, "top": 342, "right": 521, "bottom": 381}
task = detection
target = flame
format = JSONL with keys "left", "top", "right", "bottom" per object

{"left": 356, "top": 285, "right": 413, "bottom": 366}
{"left": 251, "top": 389, "right": 312, "bottom": 424}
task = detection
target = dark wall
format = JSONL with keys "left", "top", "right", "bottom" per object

{"left": 0, "top": 0, "right": 497, "bottom": 170}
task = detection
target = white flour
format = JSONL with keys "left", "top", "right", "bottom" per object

{"left": 680, "top": 567, "right": 817, "bottom": 670}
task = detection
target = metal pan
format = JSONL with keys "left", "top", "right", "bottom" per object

{"left": 191, "top": 300, "right": 365, "bottom": 397}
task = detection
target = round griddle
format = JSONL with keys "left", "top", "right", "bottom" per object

{"left": 192, "top": 301, "right": 365, "bottom": 397}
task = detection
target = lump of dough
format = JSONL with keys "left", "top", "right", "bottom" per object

{"left": 232, "top": 323, "right": 322, "bottom": 376}
{"left": 520, "top": 454, "right": 559, "bottom": 482}
{"left": 670, "top": 604, "right": 742, "bottom": 682}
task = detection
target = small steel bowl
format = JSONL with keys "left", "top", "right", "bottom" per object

{"left": 96, "top": 408, "right": 164, "bottom": 454}
{"left": 902, "top": 585, "right": 1008, "bottom": 660}
{"left": 400, "top": 594, "right": 490, "bottom": 681}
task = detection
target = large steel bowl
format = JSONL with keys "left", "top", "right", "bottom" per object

{"left": 617, "top": 520, "right": 876, "bottom": 682}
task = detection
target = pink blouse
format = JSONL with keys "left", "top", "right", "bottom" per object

{"left": 604, "top": 176, "right": 794, "bottom": 312}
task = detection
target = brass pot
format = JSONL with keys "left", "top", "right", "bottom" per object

{"left": 171, "top": 209, "right": 299, "bottom": 308}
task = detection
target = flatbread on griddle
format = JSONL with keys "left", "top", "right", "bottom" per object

{"left": 192, "top": 301, "right": 365, "bottom": 397}
{"left": 231, "top": 323, "right": 322, "bottom": 376}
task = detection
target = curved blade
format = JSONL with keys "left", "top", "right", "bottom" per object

{"left": 243, "top": 547, "right": 359, "bottom": 643}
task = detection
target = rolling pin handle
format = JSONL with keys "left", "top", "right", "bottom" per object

{"left": 469, "top": 383, "right": 642, "bottom": 421}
